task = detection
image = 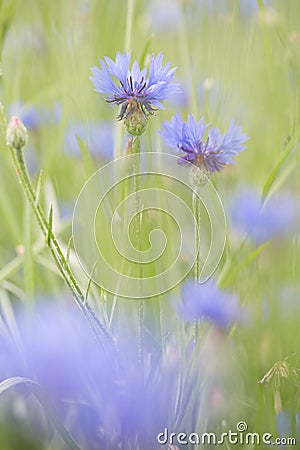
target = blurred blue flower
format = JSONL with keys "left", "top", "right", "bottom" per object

{"left": 230, "top": 188, "right": 299, "bottom": 244}
{"left": 276, "top": 410, "right": 299, "bottom": 446}
{"left": 64, "top": 121, "right": 114, "bottom": 161}
{"left": 90, "top": 51, "right": 179, "bottom": 120}
{"left": 159, "top": 113, "right": 248, "bottom": 173}
{"left": 168, "top": 79, "right": 190, "bottom": 109}
{"left": 8, "top": 102, "right": 62, "bottom": 130}
{"left": 194, "top": 0, "right": 272, "bottom": 17}
{"left": 145, "top": 0, "right": 182, "bottom": 33}
{"left": 8, "top": 102, "right": 41, "bottom": 130}
{"left": 179, "top": 278, "right": 245, "bottom": 329}
{"left": 1, "top": 301, "right": 184, "bottom": 448}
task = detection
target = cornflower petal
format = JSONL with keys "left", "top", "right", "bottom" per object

{"left": 159, "top": 113, "right": 248, "bottom": 173}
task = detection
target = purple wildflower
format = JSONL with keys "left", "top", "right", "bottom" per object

{"left": 1, "top": 301, "right": 185, "bottom": 448}
{"left": 179, "top": 278, "right": 246, "bottom": 329}
{"left": 90, "top": 51, "right": 179, "bottom": 121}
{"left": 159, "top": 113, "right": 248, "bottom": 173}
{"left": 230, "top": 188, "right": 299, "bottom": 244}
{"left": 64, "top": 120, "right": 114, "bottom": 161}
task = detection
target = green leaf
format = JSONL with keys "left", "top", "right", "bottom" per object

{"left": 262, "top": 135, "right": 299, "bottom": 200}
{"left": 47, "top": 204, "right": 53, "bottom": 247}
{"left": 76, "top": 135, "right": 96, "bottom": 177}
{"left": 35, "top": 169, "right": 43, "bottom": 206}
{"left": 138, "top": 34, "right": 154, "bottom": 67}
{"left": 0, "top": 376, "right": 38, "bottom": 395}
{"left": 66, "top": 235, "right": 73, "bottom": 262}
{"left": 0, "top": 376, "right": 82, "bottom": 450}
{"left": 219, "top": 241, "right": 270, "bottom": 288}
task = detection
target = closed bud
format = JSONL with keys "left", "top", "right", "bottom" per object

{"left": 6, "top": 116, "right": 28, "bottom": 150}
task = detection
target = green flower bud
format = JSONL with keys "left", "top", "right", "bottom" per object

{"left": 124, "top": 107, "right": 148, "bottom": 136}
{"left": 6, "top": 116, "right": 28, "bottom": 150}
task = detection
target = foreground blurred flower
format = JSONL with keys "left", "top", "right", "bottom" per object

{"left": 230, "top": 188, "right": 299, "bottom": 244}
{"left": 179, "top": 279, "right": 246, "bottom": 330}
{"left": 90, "top": 51, "right": 179, "bottom": 135}
{"left": 1, "top": 301, "right": 189, "bottom": 449}
{"left": 145, "top": 0, "right": 182, "bottom": 33}
{"left": 159, "top": 113, "right": 248, "bottom": 174}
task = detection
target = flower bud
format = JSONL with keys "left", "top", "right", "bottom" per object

{"left": 6, "top": 116, "right": 28, "bottom": 150}
{"left": 124, "top": 108, "right": 148, "bottom": 136}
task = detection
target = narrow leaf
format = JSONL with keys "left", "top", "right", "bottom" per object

{"left": 35, "top": 169, "right": 43, "bottom": 206}
{"left": 47, "top": 204, "right": 53, "bottom": 247}
{"left": 0, "top": 376, "right": 38, "bottom": 395}
{"left": 76, "top": 135, "right": 95, "bottom": 177}
{"left": 66, "top": 235, "right": 73, "bottom": 263}
{"left": 0, "top": 376, "right": 81, "bottom": 450}
{"left": 220, "top": 241, "right": 270, "bottom": 288}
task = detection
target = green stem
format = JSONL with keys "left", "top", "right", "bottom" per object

{"left": 0, "top": 108, "right": 115, "bottom": 351}
{"left": 14, "top": 146, "right": 113, "bottom": 348}
{"left": 132, "top": 136, "right": 144, "bottom": 370}
{"left": 192, "top": 190, "right": 200, "bottom": 345}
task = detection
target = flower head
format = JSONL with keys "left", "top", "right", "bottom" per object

{"left": 178, "top": 278, "right": 246, "bottom": 329}
{"left": 159, "top": 112, "right": 248, "bottom": 174}
{"left": 90, "top": 51, "right": 178, "bottom": 134}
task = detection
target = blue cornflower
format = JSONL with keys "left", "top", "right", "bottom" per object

{"left": 230, "top": 188, "right": 299, "bottom": 244}
{"left": 8, "top": 102, "right": 41, "bottom": 130}
{"left": 178, "top": 279, "right": 246, "bottom": 329}
{"left": 64, "top": 120, "right": 114, "bottom": 161}
{"left": 1, "top": 301, "right": 187, "bottom": 448}
{"left": 159, "top": 113, "right": 248, "bottom": 173}
{"left": 90, "top": 51, "right": 178, "bottom": 133}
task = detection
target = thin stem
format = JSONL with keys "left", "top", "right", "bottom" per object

{"left": 192, "top": 190, "right": 200, "bottom": 345}
{"left": 132, "top": 136, "right": 144, "bottom": 371}
{"left": 0, "top": 103, "right": 116, "bottom": 352}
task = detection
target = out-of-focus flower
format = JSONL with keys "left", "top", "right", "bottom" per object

{"left": 8, "top": 102, "right": 62, "bottom": 131}
{"left": 90, "top": 51, "right": 179, "bottom": 135}
{"left": 144, "top": 0, "right": 182, "bottom": 33}
{"left": 159, "top": 113, "right": 248, "bottom": 173}
{"left": 8, "top": 103, "right": 40, "bottom": 130}
{"left": 178, "top": 278, "right": 246, "bottom": 329}
{"left": 1, "top": 301, "right": 186, "bottom": 449}
{"left": 168, "top": 79, "right": 190, "bottom": 109}
{"left": 276, "top": 410, "right": 299, "bottom": 444}
{"left": 230, "top": 188, "right": 299, "bottom": 244}
{"left": 64, "top": 121, "right": 114, "bottom": 161}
